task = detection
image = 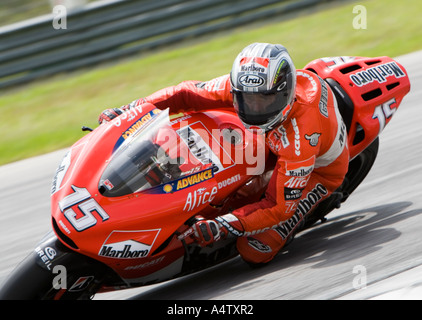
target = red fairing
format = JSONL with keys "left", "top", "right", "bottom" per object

{"left": 50, "top": 103, "right": 269, "bottom": 282}
{"left": 304, "top": 56, "right": 410, "bottom": 159}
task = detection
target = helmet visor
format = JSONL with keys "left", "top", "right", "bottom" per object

{"left": 232, "top": 88, "right": 292, "bottom": 127}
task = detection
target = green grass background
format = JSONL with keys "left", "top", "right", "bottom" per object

{"left": 1, "top": 0, "right": 421, "bottom": 165}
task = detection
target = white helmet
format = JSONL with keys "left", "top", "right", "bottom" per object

{"left": 230, "top": 43, "right": 296, "bottom": 132}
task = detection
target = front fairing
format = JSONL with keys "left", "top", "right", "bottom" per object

{"left": 50, "top": 104, "right": 267, "bottom": 280}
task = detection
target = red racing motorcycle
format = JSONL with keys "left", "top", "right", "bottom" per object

{"left": 0, "top": 56, "right": 410, "bottom": 299}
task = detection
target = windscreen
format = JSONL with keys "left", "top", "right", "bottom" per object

{"left": 98, "top": 109, "right": 183, "bottom": 197}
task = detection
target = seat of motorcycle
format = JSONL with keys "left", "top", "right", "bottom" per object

{"left": 325, "top": 78, "right": 354, "bottom": 133}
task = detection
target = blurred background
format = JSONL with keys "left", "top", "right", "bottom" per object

{"left": 0, "top": 0, "right": 421, "bottom": 165}
{"left": 0, "top": 0, "right": 91, "bottom": 27}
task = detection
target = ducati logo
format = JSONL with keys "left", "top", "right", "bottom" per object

{"left": 305, "top": 133, "right": 321, "bottom": 147}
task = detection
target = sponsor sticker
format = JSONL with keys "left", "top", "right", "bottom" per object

{"left": 247, "top": 237, "right": 272, "bottom": 253}
{"left": 35, "top": 246, "right": 57, "bottom": 270}
{"left": 349, "top": 61, "right": 405, "bottom": 87}
{"left": 183, "top": 186, "right": 218, "bottom": 212}
{"left": 238, "top": 74, "right": 265, "bottom": 87}
{"left": 51, "top": 150, "right": 71, "bottom": 194}
{"left": 291, "top": 118, "right": 300, "bottom": 156}
{"left": 218, "top": 174, "right": 241, "bottom": 189}
{"left": 267, "top": 124, "right": 289, "bottom": 153}
{"left": 318, "top": 76, "right": 329, "bottom": 118}
{"left": 285, "top": 156, "right": 315, "bottom": 177}
{"left": 144, "top": 168, "right": 214, "bottom": 194}
{"left": 99, "top": 229, "right": 160, "bottom": 259}
{"left": 113, "top": 109, "right": 161, "bottom": 151}
{"left": 305, "top": 133, "right": 321, "bottom": 147}
{"left": 275, "top": 183, "right": 329, "bottom": 239}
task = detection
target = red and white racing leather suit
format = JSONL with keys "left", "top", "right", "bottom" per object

{"left": 140, "top": 70, "right": 349, "bottom": 264}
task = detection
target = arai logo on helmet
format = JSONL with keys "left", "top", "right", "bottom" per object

{"left": 238, "top": 74, "right": 265, "bottom": 87}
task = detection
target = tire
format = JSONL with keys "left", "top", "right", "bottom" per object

{"left": 0, "top": 250, "right": 56, "bottom": 300}
{"left": 302, "top": 137, "right": 379, "bottom": 229}
{"left": 341, "top": 137, "right": 379, "bottom": 202}
{"left": 0, "top": 232, "right": 117, "bottom": 300}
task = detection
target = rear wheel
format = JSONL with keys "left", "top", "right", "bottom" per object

{"left": 303, "top": 137, "right": 379, "bottom": 229}
{"left": 341, "top": 137, "right": 379, "bottom": 202}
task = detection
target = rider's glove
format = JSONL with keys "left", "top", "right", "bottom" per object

{"left": 192, "top": 218, "right": 223, "bottom": 247}
{"left": 98, "top": 98, "right": 147, "bottom": 124}
{"left": 191, "top": 213, "right": 244, "bottom": 247}
{"left": 98, "top": 108, "right": 124, "bottom": 124}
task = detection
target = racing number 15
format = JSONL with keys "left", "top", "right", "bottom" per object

{"left": 59, "top": 185, "right": 109, "bottom": 231}
{"left": 372, "top": 98, "right": 397, "bottom": 134}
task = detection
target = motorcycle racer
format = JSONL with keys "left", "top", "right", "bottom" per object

{"left": 99, "top": 43, "right": 350, "bottom": 265}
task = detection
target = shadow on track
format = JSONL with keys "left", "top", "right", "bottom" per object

{"left": 128, "top": 201, "right": 421, "bottom": 300}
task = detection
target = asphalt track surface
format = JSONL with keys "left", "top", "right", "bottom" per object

{"left": 0, "top": 50, "right": 421, "bottom": 300}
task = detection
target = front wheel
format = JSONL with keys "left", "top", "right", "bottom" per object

{"left": 0, "top": 232, "right": 118, "bottom": 300}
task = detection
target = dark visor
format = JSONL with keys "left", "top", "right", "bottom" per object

{"left": 232, "top": 89, "right": 291, "bottom": 126}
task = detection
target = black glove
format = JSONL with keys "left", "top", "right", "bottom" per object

{"left": 98, "top": 108, "right": 124, "bottom": 124}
